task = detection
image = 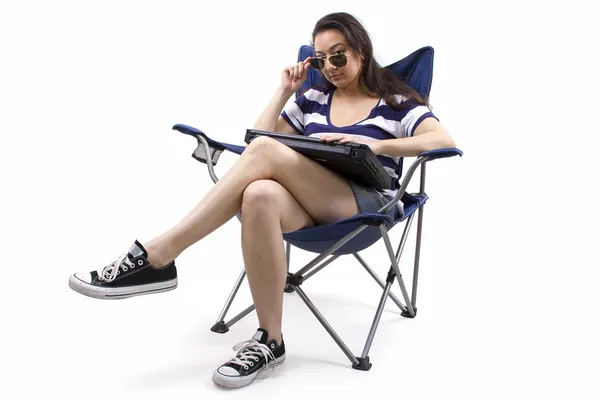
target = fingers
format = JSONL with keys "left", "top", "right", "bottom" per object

{"left": 297, "top": 61, "right": 306, "bottom": 80}
{"left": 319, "top": 134, "right": 346, "bottom": 143}
{"left": 286, "top": 67, "right": 298, "bottom": 82}
{"left": 283, "top": 59, "right": 311, "bottom": 88}
{"left": 286, "top": 65, "right": 297, "bottom": 81}
{"left": 295, "top": 63, "right": 303, "bottom": 80}
{"left": 319, "top": 135, "right": 358, "bottom": 145}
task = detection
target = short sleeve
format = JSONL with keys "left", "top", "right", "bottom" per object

{"left": 281, "top": 96, "right": 306, "bottom": 135}
{"left": 393, "top": 97, "right": 438, "bottom": 138}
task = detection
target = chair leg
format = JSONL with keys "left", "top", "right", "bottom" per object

{"left": 361, "top": 273, "right": 396, "bottom": 360}
{"left": 260, "top": 218, "right": 421, "bottom": 368}
{"left": 294, "top": 286, "right": 371, "bottom": 370}
{"left": 411, "top": 202, "right": 425, "bottom": 308}
{"left": 412, "top": 163, "right": 427, "bottom": 309}
{"left": 212, "top": 243, "right": 296, "bottom": 333}
{"left": 211, "top": 268, "right": 253, "bottom": 333}
{"left": 353, "top": 253, "right": 405, "bottom": 311}
{"left": 379, "top": 225, "right": 416, "bottom": 317}
{"left": 219, "top": 304, "right": 256, "bottom": 331}
{"left": 284, "top": 241, "right": 295, "bottom": 293}
{"left": 355, "top": 212, "right": 416, "bottom": 313}
{"left": 287, "top": 218, "right": 419, "bottom": 369}
{"left": 356, "top": 214, "right": 421, "bottom": 360}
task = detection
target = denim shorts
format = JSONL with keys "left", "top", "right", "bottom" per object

{"left": 347, "top": 180, "right": 401, "bottom": 220}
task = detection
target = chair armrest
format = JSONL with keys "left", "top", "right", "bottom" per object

{"left": 173, "top": 123, "right": 247, "bottom": 186}
{"left": 172, "top": 124, "right": 246, "bottom": 156}
{"left": 418, "top": 147, "right": 463, "bottom": 161}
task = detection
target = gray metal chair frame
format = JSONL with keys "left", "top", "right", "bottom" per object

{"left": 192, "top": 133, "right": 440, "bottom": 371}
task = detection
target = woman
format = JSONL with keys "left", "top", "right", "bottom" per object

{"left": 68, "top": 12, "right": 455, "bottom": 388}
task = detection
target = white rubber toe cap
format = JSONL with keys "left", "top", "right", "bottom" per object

{"left": 73, "top": 272, "right": 92, "bottom": 284}
{"left": 216, "top": 366, "right": 240, "bottom": 377}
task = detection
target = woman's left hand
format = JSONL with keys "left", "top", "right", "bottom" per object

{"left": 319, "top": 134, "right": 381, "bottom": 155}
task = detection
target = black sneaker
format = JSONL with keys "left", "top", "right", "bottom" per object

{"left": 68, "top": 240, "right": 178, "bottom": 299}
{"left": 212, "top": 328, "right": 286, "bottom": 389}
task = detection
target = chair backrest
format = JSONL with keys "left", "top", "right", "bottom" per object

{"left": 294, "top": 45, "right": 435, "bottom": 185}
{"left": 296, "top": 45, "right": 434, "bottom": 100}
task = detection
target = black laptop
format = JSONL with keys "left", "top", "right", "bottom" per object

{"left": 245, "top": 129, "right": 392, "bottom": 190}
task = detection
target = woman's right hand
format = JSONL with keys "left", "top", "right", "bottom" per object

{"left": 280, "top": 57, "right": 311, "bottom": 95}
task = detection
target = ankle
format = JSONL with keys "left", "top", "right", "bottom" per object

{"left": 143, "top": 242, "right": 176, "bottom": 268}
{"left": 266, "top": 332, "right": 282, "bottom": 344}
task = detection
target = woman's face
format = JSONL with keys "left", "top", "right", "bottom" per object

{"left": 313, "top": 29, "right": 363, "bottom": 89}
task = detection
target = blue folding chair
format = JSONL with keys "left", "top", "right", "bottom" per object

{"left": 173, "top": 45, "right": 463, "bottom": 371}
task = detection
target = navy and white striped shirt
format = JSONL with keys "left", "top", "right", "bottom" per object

{"left": 281, "top": 87, "right": 437, "bottom": 204}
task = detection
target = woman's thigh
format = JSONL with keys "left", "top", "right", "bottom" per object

{"left": 248, "top": 137, "right": 359, "bottom": 225}
{"left": 242, "top": 179, "right": 315, "bottom": 233}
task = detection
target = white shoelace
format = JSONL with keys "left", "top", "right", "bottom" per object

{"left": 97, "top": 254, "right": 137, "bottom": 283}
{"left": 228, "top": 339, "right": 277, "bottom": 374}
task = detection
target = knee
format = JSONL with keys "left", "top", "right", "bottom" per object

{"left": 241, "top": 180, "right": 281, "bottom": 215}
{"left": 245, "top": 136, "right": 280, "bottom": 155}
{"left": 244, "top": 136, "right": 291, "bottom": 168}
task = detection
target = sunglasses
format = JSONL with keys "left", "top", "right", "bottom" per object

{"left": 309, "top": 52, "right": 351, "bottom": 70}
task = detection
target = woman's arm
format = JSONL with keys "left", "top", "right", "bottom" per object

{"left": 252, "top": 88, "right": 297, "bottom": 133}
{"left": 322, "top": 117, "right": 456, "bottom": 157}
{"left": 373, "top": 117, "right": 456, "bottom": 157}
{"left": 253, "top": 57, "right": 312, "bottom": 134}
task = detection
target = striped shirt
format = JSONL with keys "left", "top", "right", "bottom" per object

{"left": 281, "top": 87, "right": 437, "bottom": 210}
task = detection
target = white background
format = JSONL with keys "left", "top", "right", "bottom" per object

{"left": 1, "top": 0, "right": 599, "bottom": 398}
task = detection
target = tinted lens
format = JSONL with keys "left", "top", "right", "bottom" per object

{"left": 310, "top": 57, "right": 325, "bottom": 70}
{"left": 329, "top": 53, "right": 347, "bottom": 67}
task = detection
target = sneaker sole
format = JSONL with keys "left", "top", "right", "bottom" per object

{"left": 68, "top": 275, "right": 178, "bottom": 299}
{"left": 212, "top": 355, "right": 285, "bottom": 389}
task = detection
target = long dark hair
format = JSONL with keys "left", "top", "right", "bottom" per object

{"left": 311, "top": 12, "right": 430, "bottom": 110}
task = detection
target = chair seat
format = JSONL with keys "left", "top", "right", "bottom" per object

{"left": 283, "top": 193, "right": 428, "bottom": 255}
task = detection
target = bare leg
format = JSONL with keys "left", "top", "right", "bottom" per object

{"left": 240, "top": 180, "right": 314, "bottom": 343}
{"left": 144, "top": 136, "right": 359, "bottom": 266}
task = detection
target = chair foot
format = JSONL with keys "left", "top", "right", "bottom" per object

{"left": 210, "top": 321, "right": 229, "bottom": 333}
{"left": 352, "top": 357, "right": 372, "bottom": 371}
{"left": 401, "top": 307, "right": 417, "bottom": 318}
{"left": 284, "top": 284, "right": 295, "bottom": 293}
